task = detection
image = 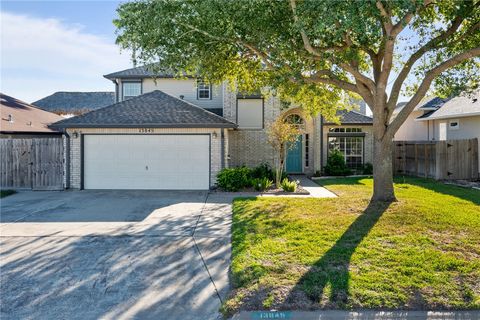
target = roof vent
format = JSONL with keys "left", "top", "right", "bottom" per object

{"left": 179, "top": 95, "right": 184, "bottom": 100}
{"left": 7, "top": 114, "right": 13, "bottom": 123}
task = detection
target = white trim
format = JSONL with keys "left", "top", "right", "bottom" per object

{"left": 415, "top": 111, "right": 480, "bottom": 121}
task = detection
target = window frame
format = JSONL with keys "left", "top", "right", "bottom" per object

{"left": 236, "top": 97, "right": 264, "bottom": 130}
{"left": 327, "top": 135, "right": 365, "bottom": 169}
{"left": 197, "top": 81, "right": 212, "bottom": 100}
{"left": 122, "top": 80, "right": 142, "bottom": 101}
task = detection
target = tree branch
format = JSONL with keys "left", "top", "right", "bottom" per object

{"left": 300, "top": 73, "right": 359, "bottom": 94}
{"left": 387, "top": 47, "right": 480, "bottom": 137}
{"left": 290, "top": 0, "right": 322, "bottom": 56}
{"left": 376, "top": 1, "right": 393, "bottom": 34}
{"left": 339, "top": 62, "right": 376, "bottom": 92}
{"left": 387, "top": 15, "right": 475, "bottom": 111}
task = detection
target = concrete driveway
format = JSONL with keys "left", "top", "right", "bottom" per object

{"left": 0, "top": 190, "right": 233, "bottom": 320}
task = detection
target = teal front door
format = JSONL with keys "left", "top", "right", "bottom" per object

{"left": 286, "top": 135, "right": 302, "bottom": 173}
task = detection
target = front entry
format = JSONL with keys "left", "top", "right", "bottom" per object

{"left": 286, "top": 135, "right": 302, "bottom": 173}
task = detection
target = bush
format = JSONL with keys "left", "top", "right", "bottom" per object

{"left": 217, "top": 167, "right": 252, "bottom": 191}
{"left": 280, "top": 178, "right": 297, "bottom": 192}
{"left": 251, "top": 163, "right": 274, "bottom": 180}
{"left": 251, "top": 177, "right": 273, "bottom": 191}
{"left": 324, "top": 150, "right": 352, "bottom": 176}
{"left": 363, "top": 162, "right": 373, "bottom": 175}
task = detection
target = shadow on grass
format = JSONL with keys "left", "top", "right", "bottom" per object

{"left": 285, "top": 200, "right": 392, "bottom": 308}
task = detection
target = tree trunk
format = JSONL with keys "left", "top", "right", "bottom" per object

{"left": 371, "top": 137, "right": 397, "bottom": 202}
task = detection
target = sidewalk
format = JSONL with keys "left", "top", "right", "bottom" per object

{"left": 232, "top": 310, "right": 479, "bottom": 320}
{"left": 291, "top": 175, "right": 337, "bottom": 198}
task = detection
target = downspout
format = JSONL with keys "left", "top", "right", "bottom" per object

{"left": 221, "top": 129, "right": 224, "bottom": 169}
{"left": 320, "top": 116, "right": 324, "bottom": 174}
{"left": 63, "top": 129, "right": 70, "bottom": 189}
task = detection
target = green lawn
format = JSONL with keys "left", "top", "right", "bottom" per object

{"left": 223, "top": 177, "right": 480, "bottom": 315}
{"left": 0, "top": 190, "right": 16, "bottom": 198}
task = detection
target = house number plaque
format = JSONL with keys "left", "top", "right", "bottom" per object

{"left": 138, "top": 128, "right": 155, "bottom": 133}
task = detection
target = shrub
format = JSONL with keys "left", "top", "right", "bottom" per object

{"left": 251, "top": 177, "right": 273, "bottom": 191}
{"left": 324, "top": 150, "right": 352, "bottom": 176}
{"left": 217, "top": 167, "right": 252, "bottom": 191}
{"left": 251, "top": 163, "right": 274, "bottom": 180}
{"left": 280, "top": 178, "right": 297, "bottom": 192}
{"left": 363, "top": 162, "right": 373, "bottom": 175}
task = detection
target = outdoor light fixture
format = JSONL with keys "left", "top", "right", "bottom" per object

{"left": 72, "top": 131, "right": 79, "bottom": 139}
{"left": 212, "top": 131, "right": 217, "bottom": 138}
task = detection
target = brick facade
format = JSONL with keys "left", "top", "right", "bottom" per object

{"left": 66, "top": 127, "right": 222, "bottom": 189}
{"left": 222, "top": 84, "right": 374, "bottom": 175}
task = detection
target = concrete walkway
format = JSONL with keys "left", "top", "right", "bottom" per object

{"left": 0, "top": 190, "right": 234, "bottom": 320}
{"left": 232, "top": 310, "right": 479, "bottom": 320}
{"left": 291, "top": 175, "right": 337, "bottom": 198}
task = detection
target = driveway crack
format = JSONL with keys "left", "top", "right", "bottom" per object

{"left": 191, "top": 192, "right": 223, "bottom": 304}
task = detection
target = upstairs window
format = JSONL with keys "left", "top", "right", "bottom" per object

{"left": 237, "top": 98, "right": 263, "bottom": 129}
{"left": 122, "top": 82, "right": 141, "bottom": 100}
{"left": 197, "top": 81, "right": 211, "bottom": 99}
{"left": 329, "top": 127, "right": 362, "bottom": 133}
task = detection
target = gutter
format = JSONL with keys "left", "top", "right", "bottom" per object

{"left": 415, "top": 111, "right": 480, "bottom": 121}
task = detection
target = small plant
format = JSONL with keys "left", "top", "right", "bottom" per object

{"left": 267, "top": 116, "right": 302, "bottom": 187}
{"left": 217, "top": 167, "right": 252, "bottom": 191}
{"left": 324, "top": 150, "right": 352, "bottom": 176}
{"left": 363, "top": 162, "right": 373, "bottom": 175}
{"left": 251, "top": 177, "right": 273, "bottom": 191}
{"left": 251, "top": 163, "right": 274, "bottom": 180}
{"left": 280, "top": 178, "right": 297, "bottom": 192}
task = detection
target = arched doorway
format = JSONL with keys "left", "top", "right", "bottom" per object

{"left": 284, "top": 114, "right": 304, "bottom": 173}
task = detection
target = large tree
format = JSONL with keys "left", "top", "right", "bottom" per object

{"left": 114, "top": 0, "right": 480, "bottom": 202}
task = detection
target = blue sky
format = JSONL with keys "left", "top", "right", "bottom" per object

{"left": 1, "top": 0, "right": 133, "bottom": 102}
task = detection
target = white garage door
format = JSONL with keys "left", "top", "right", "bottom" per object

{"left": 83, "top": 135, "right": 210, "bottom": 190}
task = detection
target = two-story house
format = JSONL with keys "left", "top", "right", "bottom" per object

{"left": 52, "top": 66, "right": 373, "bottom": 190}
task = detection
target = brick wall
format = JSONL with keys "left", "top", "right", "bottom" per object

{"left": 223, "top": 84, "right": 282, "bottom": 168}
{"left": 65, "top": 127, "right": 222, "bottom": 189}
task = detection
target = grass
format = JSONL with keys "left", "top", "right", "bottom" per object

{"left": 0, "top": 190, "right": 16, "bottom": 198}
{"left": 223, "top": 177, "right": 480, "bottom": 315}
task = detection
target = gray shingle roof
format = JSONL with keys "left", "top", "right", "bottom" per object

{"left": 104, "top": 66, "right": 185, "bottom": 80}
{"left": 416, "top": 90, "right": 480, "bottom": 121}
{"left": 324, "top": 110, "right": 373, "bottom": 125}
{"left": 50, "top": 90, "right": 236, "bottom": 129}
{"left": 33, "top": 92, "right": 115, "bottom": 114}
{"left": 418, "top": 96, "right": 449, "bottom": 110}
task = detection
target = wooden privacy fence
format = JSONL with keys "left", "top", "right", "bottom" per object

{"left": 0, "top": 138, "right": 65, "bottom": 190}
{"left": 393, "top": 138, "right": 479, "bottom": 180}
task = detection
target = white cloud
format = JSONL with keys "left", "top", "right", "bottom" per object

{"left": 0, "top": 11, "right": 132, "bottom": 102}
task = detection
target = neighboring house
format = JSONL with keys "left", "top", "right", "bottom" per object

{"left": 394, "top": 90, "right": 480, "bottom": 172}
{"left": 1, "top": 93, "right": 63, "bottom": 138}
{"left": 51, "top": 66, "right": 373, "bottom": 190}
{"left": 33, "top": 92, "right": 115, "bottom": 116}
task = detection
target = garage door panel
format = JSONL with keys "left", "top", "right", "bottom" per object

{"left": 84, "top": 135, "right": 210, "bottom": 190}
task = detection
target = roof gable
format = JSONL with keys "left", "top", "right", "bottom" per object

{"left": 416, "top": 90, "right": 480, "bottom": 121}
{"left": 51, "top": 90, "right": 236, "bottom": 129}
